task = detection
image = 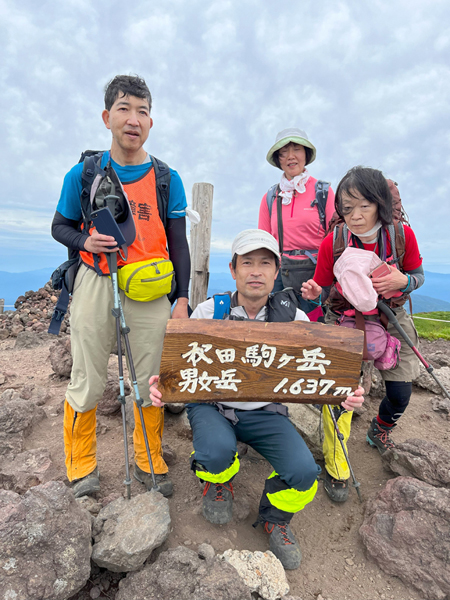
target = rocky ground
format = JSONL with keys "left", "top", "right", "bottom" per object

{"left": 0, "top": 307, "right": 449, "bottom": 600}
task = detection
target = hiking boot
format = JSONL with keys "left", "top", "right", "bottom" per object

{"left": 366, "top": 417, "right": 396, "bottom": 454}
{"left": 202, "top": 481, "right": 234, "bottom": 525}
{"left": 134, "top": 464, "right": 173, "bottom": 497}
{"left": 263, "top": 521, "right": 302, "bottom": 570}
{"left": 323, "top": 469, "right": 349, "bottom": 503}
{"left": 72, "top": 467, "right": 100, "bottom": 498}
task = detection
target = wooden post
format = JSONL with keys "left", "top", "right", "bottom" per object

{"left": 190, "top": 182, "right": 214, "bottom": 311}
{"left": 0, "top": 299, "right": 4, "bottom": 314}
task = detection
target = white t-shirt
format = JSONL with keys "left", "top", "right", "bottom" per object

{"left": 190, "top": 292, "right": 309, "bottom": 410}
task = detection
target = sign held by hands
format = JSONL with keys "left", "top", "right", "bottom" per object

{"left": 159, "top": 319, "right": 363, "bottom": 404}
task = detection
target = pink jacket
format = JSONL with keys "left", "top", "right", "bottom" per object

{"left": 258, "top": 176, "right": 335, "bottom": 260}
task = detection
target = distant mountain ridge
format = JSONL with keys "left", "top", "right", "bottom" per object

{"left": 207, "top": 273, "right": 450, "bottom": 315}
{"left": 1, "top": 268, "right": 449, "bottom": 315}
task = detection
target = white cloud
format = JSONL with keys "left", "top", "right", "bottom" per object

{"left": 0, "top": 0, "right": 449, "bottom": 275}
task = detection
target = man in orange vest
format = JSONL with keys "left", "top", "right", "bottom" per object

{"left": 51, "top": 75, "right": 190, "bottom": 498}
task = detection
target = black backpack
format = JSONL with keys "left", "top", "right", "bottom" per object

{"left": 48, "top": 152, "right": 171, "bottom": 335}
{"left": 212, "top": 289, "right": 298, "bottom": 323}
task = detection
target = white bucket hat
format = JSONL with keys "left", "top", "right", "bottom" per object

{"left": 333, "top": 247, "right": 382, "bottom": 312}
{"left": 231, "top": 229, "right": 280, "bottom": 261}
{"left": 266, "top": 128, "right": 317, "bottom": 168}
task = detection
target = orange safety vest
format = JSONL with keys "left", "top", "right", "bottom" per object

{"left": 79, "top": 166, "right": 169, "bottom": 275}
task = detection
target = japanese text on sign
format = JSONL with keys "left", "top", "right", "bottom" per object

{"left": 178, "top": 342, "right": 353, "bottom": 397}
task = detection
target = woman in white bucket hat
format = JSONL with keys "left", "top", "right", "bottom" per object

{"left": 258, "top": 128, "right": 335, "bottom": 315}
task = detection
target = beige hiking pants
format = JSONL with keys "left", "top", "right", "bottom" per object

{"left": 66, "top": 264, "right": 171, "bottom": 413}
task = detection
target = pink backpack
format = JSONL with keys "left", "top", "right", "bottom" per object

{"left": 339, "top": 315, "right": 401, "bottom": 371}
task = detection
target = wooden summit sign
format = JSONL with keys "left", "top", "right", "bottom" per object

{"left": 158, "top": 319, "right": 364, "bottom": 404}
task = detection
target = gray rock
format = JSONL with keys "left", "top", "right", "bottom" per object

{"left": 18, "top": 384, "right": 36, "bottom": 400}
{"left": 221, "top": 549, "right": 289, "bottom": 600}
{"left": 172, "top": 408, "right": 193, "bottom": 440}
{"left": 0, "top": 432, "right": 24, "bottom": 457}
{"left": 92, "top": 491, "right": 171, "bottom": 572}
{"left": 96, "top": 417, "right": 110, "bottom": 435}
{"left": 368, "top": 366, "right": 386, "bottom": 399}
{"left": 125, "top": 394, "right": 135, "bottom": 430}
{"left": 360, "top": 476, "right": 450, "bottom": 600}
{"left": 10, "top": 323, "right": 24, "bottom": 336}
{"left": 361, "top": 360, "right": 373, "bottom": 396}
{"left": 98, "top": 367, "right": 131, "bottom": 416}
{"left": 116, "top": 545, "right": 252, "bottom": 600}
{"left": 49, "top": 336, "right": 72, "bottom": 378}
{"left": 14, "top": 330, "right": 45, "bottom": 349}
{"left": 162, "top": 443, "right": 177, "bottom": 466}
{"left": 19, "top": 384, "right": 51, "bottom": 406}
{"left": 0, "top": 448, "right": 57, "bottom": 493}
{"left": 76, "top": 495, "right": 102, "bottom": 515}
{"left": 100, "top": 492, "right": 123, "bottom": 507}
{"left": 0, "top": 393, "right": 47, "bottom": 434}
{"left": 0, "top": 388, "right": 20, "bottom": 402}
{"left": 164, "top": 402, "right": 185, "bottom": 414}
{"left": 233, "top": 497, "right": 251, "bottom": 522}
{"left": 431, "top": 396, "right": 450, "bottom": 416}
{"left": 382, "top": 439, "right": 450, "bottom": 488}
{"left": 427, "top": 350, "right": 450, "bottom": 368}
{"left": 198, "top": 542, "right": 215, "bottom": 562}
{"left": 90, "top": 585, "right": 101, "bottom": 599}
{"left": 0, "top": 481, "right": 92, "bottom": 600}
{"left": 288, "top": 404, "right": 323, "bottom": 458}
{"left": 414, "top": 366, "right": 450, "bottom": 396}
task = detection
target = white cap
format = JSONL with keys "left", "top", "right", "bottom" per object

{"left": 231, "top": 229, "right": 280, "bottom": 260}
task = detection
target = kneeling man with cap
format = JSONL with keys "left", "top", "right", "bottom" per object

{"left": 150, "top": 229, "right": 364, "bottom": 570}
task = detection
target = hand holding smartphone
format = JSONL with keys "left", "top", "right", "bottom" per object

{"left": 368, "top": 262, "right": 391, "bottom": 279}
{"left": 91, "top": 207, "right": 126, "bottom": 250}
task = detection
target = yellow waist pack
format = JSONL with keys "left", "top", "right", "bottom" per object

{"left": 117, "top": 259, "right": 174, "bottom": 302}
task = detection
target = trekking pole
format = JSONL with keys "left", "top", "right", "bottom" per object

{"left": 120, "top": 322, "right": 160, "bottom": 493}
{"left": 106, "top": 251, "right": 132, "bottom": 500}
{"left": 326, "top": 405, "right": 363, "bottom": 503}
{"left": 377, "top": 301, "right": 450, "bottom": 400}
{"left": 105, "top": 253, "right": 160, "bottom": 494}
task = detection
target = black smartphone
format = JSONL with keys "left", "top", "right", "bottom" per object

{"left": 90, "top": 207, "right": 126, "bottom": 250}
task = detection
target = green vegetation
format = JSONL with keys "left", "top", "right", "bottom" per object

{"left": 412, "top": 311, "right": 450, "bottom": 341}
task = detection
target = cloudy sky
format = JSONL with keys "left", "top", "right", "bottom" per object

{"left": 1, "top": 0, "right": 449, "bottom": 274}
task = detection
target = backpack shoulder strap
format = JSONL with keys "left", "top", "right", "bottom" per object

{"left": 332, "top": 223, "right": 348, "bottom": 263}
{"left": 265, "top": 184, "right": 279, "bottom": 217}
{"left": 387, "top": 221, "right": 405, "bottom": 270}
{"left": 314, "top": 180, "right": 330, "bottom": 232}
{"left": 80, "top": 151, "right": 105, "bottom": 226}
{"left": 267, "top": 289, "right": 298, "bottom": 322}
{"left": 150, "top": 155, "right": 171, "bottom": 228}
{"left": 212, "top": 292, "right": 232, "bottom": 320}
